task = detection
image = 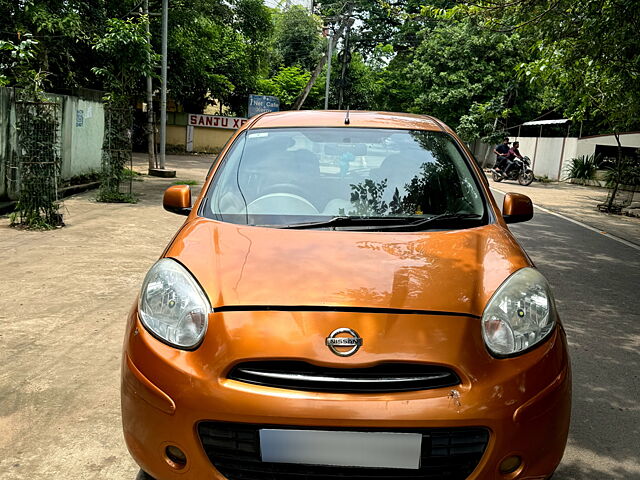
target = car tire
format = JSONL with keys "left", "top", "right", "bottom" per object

{"left": 136, "top": 470, "right": 155, "bottom": 480}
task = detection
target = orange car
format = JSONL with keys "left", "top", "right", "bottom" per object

{"left": 122, "top": 111, "right": 571, "bottom": 480}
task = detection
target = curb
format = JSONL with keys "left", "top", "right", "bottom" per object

{"left": 0, "top": 181, "right": 101, "bottom": 215}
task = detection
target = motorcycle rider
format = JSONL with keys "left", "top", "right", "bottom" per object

{"left": 492, "top": 137, "right": 510, "bottom": 172}
{"left": 503, "top": 141, "right": 524, "bottom": 177}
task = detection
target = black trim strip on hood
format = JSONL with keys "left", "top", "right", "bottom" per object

{"left": 213, "top": 305, "right": 480, "bottom": 318}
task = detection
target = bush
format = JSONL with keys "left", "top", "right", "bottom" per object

{"left": 564, "top": 154, "right": 599, "bottom": 183}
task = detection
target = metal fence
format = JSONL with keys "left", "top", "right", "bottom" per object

{"left": 99, "top": 105, "right": 133, "bottom": 200}
{"left": 10, "top": 97, "right": 63, "bottom": 227}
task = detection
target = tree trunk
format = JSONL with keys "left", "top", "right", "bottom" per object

{"left": 480, "top": 117, "right": 499, "bottom": 169}
{"left": 606, "top": 131, "right": 623, "bottom": 211}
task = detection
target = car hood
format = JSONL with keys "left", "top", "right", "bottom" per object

{"left": 165, "top": 218, "right": 531, "bottom": 317}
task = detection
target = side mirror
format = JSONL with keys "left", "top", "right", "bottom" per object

{"left": 163, "top": 185, "right": 192, "bottom": 216}
{"left": 502, "top": 192, "right": 533, "bottom": 224}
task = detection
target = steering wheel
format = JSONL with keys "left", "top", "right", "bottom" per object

{"left": 247, "top": 193, "right": 319, "bottom": 215}
{"left": 258, "top": 183, "right": 309, "bottom": 198}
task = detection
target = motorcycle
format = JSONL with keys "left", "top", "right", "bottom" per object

{"left": 492, "top": 155, "right": 535, "bottom": 186}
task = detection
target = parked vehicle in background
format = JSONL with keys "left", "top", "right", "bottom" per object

{"left": 122, "top": 110, "right": 571, "bottom": 480}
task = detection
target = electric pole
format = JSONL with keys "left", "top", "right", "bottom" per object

{"left": 144, "top": 0, "right": 156, "bottom": 171}
{"left": 338, "top": 22, "right": 351, "bottom": 110}
{"left": 324, "top": 29, "right": 334, "bottom": 110}
{"left": 292, "top": 17, "right": 353, "bottom": 110}
{"left": 159, "top": 0, "right": 168, "bottom": 170}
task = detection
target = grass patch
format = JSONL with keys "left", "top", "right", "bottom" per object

{"left": 172, "top": 179, "right": 198, "bottom": 186}
{"left": 535, "top": 175, "right": 554, "bottom": 183}
{"left": 96, "top": 191, "right": 138, "bottom": 203}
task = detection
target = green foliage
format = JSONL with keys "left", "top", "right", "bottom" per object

{"left": 258, "top": 65, "right": 323, "bottom": 108}
{"left": 270, "top": 6, "right": 325, "bottom": 72}
{"left": 172, "top": 180, "right": 199, "bottom": 186}
{"left": 0, "top": 0, "right": 131, "bottom": 92}
{"left": 168, "top": 6, "right": 259, "bottom": 113}
{"left": 407, "top": 20, "right": 528, "bottom": 138}
{"left": 96, "top": 191, "right": 138, "bottom": 203}
{"left": 92, "top": 16, "right": 157, "bottom": 100}
{"left": 0, "top": 34, "right": 45, "bottom": 93}
{"left": 604, "top": 157, "right": 640, "bottom": 189}
{"left": 122, "top": 168, "right": 144, "bottom": 182}
{"left": 565, "top": 154, "right": 599, "bottom": 183}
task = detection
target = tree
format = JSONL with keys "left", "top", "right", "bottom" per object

{"left": 270, "top": 6, "right": 325, "bottom": 72}
{"left": 438, "top": 0, "right": 639, "bottom": 207}
{"left": 92, "top": 17, "right": 156, "bottom": 101}
{"left": 92, "top": 16, "right": 156, "bottom": 202}
{"left": 0, "top": 0, "right": 137, "bottom": 92}
{"left": 258, "top": 65, "right": 324, "bottom": 109}
{"left": 162, "top": 0, "right": 273, "bottom": 115}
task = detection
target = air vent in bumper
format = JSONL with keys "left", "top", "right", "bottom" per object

{"left": 198, "top": 421, "right": 489, "bottom": 480}
{"left": 227, "top": 361, "right": 460, "bottom": 393}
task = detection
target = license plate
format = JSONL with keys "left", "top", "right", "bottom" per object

{"left": 259, "top": 429, "right": 422, "bottom": 470}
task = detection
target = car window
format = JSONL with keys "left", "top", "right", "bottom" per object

{"left": 203, "top": 128, "right": 485, "bottom": 228}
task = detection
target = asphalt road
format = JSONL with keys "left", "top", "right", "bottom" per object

{"left": 492, "top": 190, "right": 640, "bottom": 479}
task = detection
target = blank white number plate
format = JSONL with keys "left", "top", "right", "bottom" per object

{"left": 259, "top": 429, "right": 422, "bottom": 470}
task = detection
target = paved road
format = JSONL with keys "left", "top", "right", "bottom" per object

{"left": 492, "top": 190, "right": 640, "bottom": 479}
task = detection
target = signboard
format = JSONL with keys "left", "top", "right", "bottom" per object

{"left": 188, "top": 114, "right": 247, "bottom": 130}
{"left": 248, "top": 94, "right": 280, "bottom": 118}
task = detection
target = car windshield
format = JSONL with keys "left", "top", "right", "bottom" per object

{"left": 203, "top": 127, "right": 486, "bottom": 229}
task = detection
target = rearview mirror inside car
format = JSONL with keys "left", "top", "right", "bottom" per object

{"left": 502, "top": 192, "right": 533, "bottom": 224}
{"left": 163, "top": 185, "right": 192, "bottom": 216}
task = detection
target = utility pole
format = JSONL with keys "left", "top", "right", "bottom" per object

{"left": 338, "top": 22, "right": 351, "bottom": 110}
{"left": 149, "top": 0, "right": 175, "bottom": 177}
{"left": 324, "top": 30, "right": 334, "bottom": 110}
{"left": 292, "top": 17, "right": 353, "bottom": 110}
{"left": 159, "top": 0, "right": 168, "bottom": 170}
{"left": 144, "top": 0, "right": 156, "bottom": 171}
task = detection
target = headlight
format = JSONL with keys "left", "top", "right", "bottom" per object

{"left": 482, "top": 267, "right": 556, "bottom": 356}
{"left": 139, "top": 258, "right": 211, "bottom": 349}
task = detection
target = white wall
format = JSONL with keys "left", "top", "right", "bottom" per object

{"left": 491, "top": 136, "right": 578, "bottom": 180}
{"left": 575, "top": 133, "right": 640, "bottom": 158}
{"left": 476, "top": 132, "right": 640, "bottom": 181}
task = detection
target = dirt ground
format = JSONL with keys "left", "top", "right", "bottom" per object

{"left": 0, "top": 154, "right": 211, "bottom": 479}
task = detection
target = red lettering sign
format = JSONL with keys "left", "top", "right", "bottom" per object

{"left": 188, "top": 114, "right": 247, "bottom": 130}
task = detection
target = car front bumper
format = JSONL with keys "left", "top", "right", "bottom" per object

{"left": 121, "top": 307, "right": 571, "bottom": 480}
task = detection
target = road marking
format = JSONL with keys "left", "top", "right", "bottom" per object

{"left": 490, "top": 187, "right": 640, "bottom": 252}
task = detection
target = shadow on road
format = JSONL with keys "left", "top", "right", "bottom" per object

{"left": 510, "top": 213, "right": 640, "bottom": 479}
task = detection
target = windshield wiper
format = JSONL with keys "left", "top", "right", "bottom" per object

{"left": 276, "top": 216, "right": 397, "bottom": 230}
{"left": 371, "top": 213, "right": 483, "bottom": 231}
{"left": 275, "top": 213, "right": 482, "bottom": 230}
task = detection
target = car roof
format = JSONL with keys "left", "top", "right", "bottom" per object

{"left": 249, "top": 110, "right": 450, "bottom": 132}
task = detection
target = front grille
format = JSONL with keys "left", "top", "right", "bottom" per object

{"left": 227, "top": 361, "right": 460, "bottom": 393}
{"left": 198, "top": 422, "right": 489, "bottom": 480}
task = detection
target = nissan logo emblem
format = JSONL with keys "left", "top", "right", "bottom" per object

{"left": 326, "top": 328, "right": 363, "bottom": 357}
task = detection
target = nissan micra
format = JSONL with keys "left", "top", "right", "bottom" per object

{"left": 122, "top": 111, "right": 571, "bottom": 480}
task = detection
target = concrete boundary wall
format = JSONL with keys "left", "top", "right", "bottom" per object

{"left": 0, "top": 87, "right": 104, "bottom": 200}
